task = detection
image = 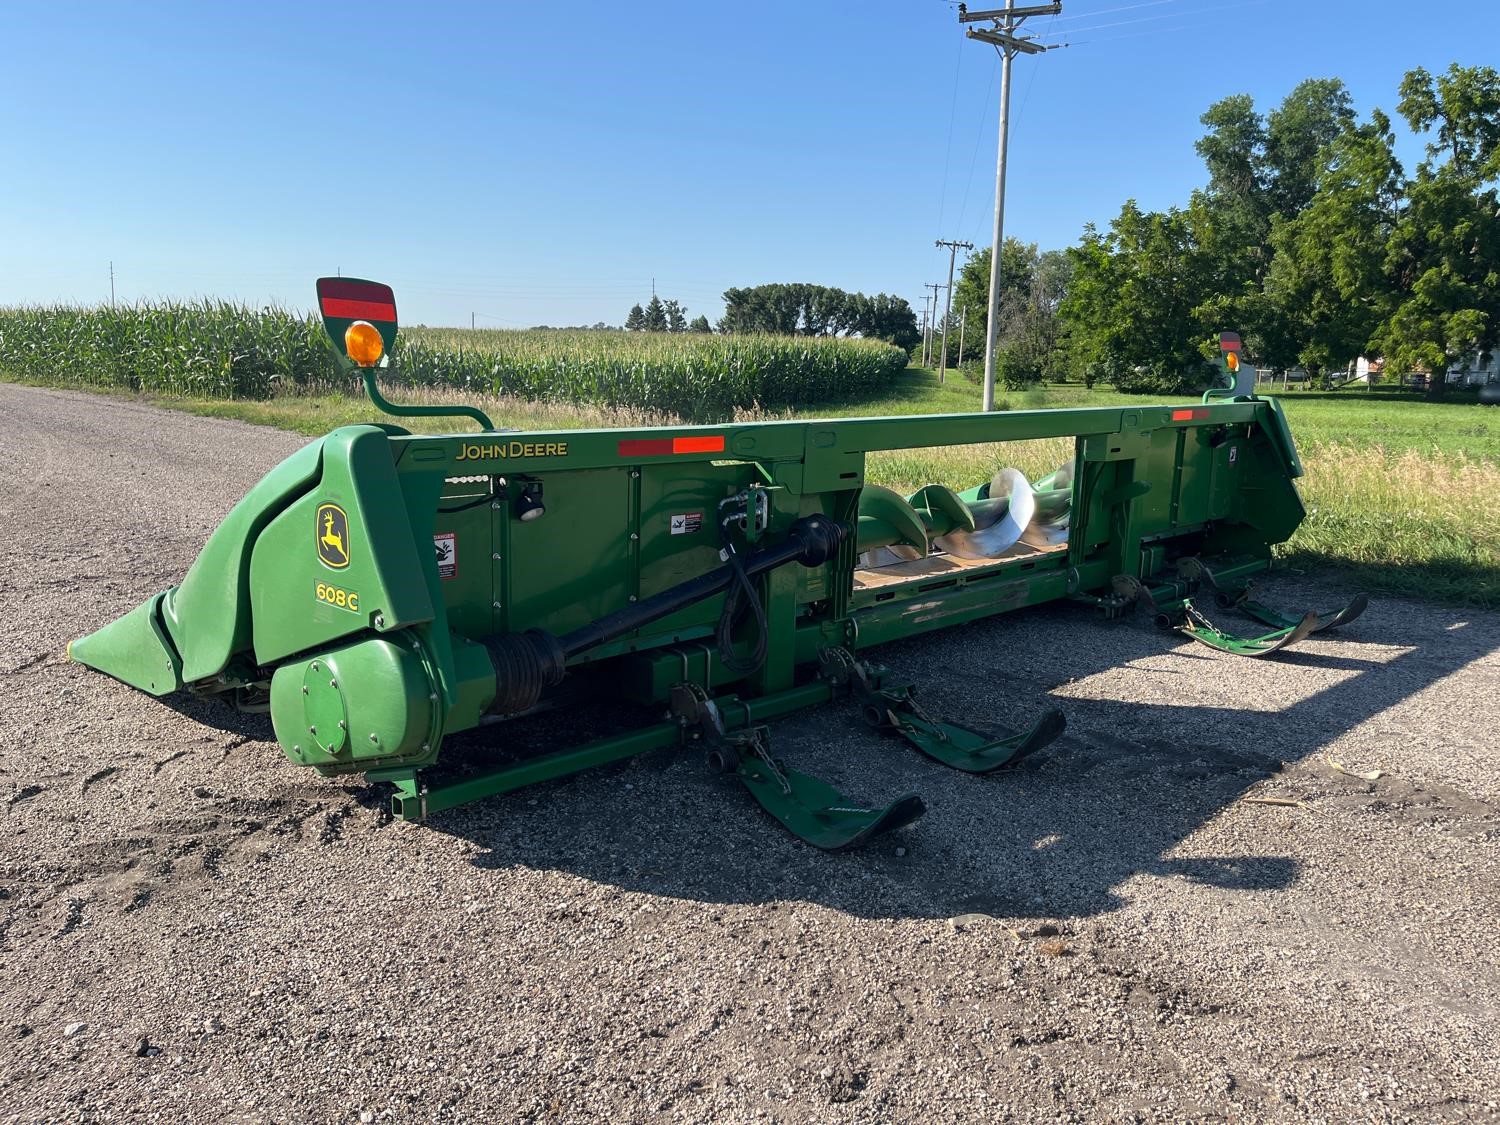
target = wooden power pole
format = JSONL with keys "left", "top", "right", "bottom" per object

{"left": 958, "top": 1, "right": 1061, "bottom": 409}
{"left": 935, "top": 238, "right": 974, "bottom": 382}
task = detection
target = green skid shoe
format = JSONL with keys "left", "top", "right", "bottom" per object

{"left": 865, "top": 691, "right": 1067, "bottom": 774}
{"left": 1165, "top": 599, "right": 1319, "bottom": 657}
{"left": 1166, "top": 587, "right": 1368, "bottom": 657}
{"left": 816, "top": 647, "right": 1067, "bottom": 775}
{"left": 672, "top": 682, "right": 926, "bottom": 851}
{"left": 734, "top": 751, "right": 926, "bottom": 851}
{"left": 1116, "top": 569, "right": 1369, "bottom": 659}
{"left": 1234, "top": 591, "right": 1369, "bottom": 635}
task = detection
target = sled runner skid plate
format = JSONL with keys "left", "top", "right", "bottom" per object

{"left": 734, "top": 734, "right": 927, "bottom": 852}
{"left": 861, "top": 687, "right": 1066, "bottom": 773}
{"left": 1112, "top": 565, "right": 1368, "bottom": 659}
{"left": 818, "top": 647, "right": 1067, "bottom": 774}
{"left": 1236, "top": 591, "right": 1369, "bottom": 635}
{"left": 1159, "top": 597, "right": 1318, "bottom": 658}
{"left": 1176, "top": 560, "right": 1370, "bottom": 640}
{"left": 669, "top": 682, "right": 926, "bottom": 851}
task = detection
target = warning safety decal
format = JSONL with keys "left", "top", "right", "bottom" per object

{"left": 434, "top": 532, "right": 457, "bottom": 579}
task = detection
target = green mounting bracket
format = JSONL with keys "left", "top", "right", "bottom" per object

{"left": 360, "top": 369, "right": 494, "bottom": 434}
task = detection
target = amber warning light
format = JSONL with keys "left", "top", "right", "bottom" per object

{"left": 345, "top": 321, "right": 385, "bottom": 367}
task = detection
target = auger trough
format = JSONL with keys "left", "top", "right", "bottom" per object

{"left": 69, "top": 279, "right": 1365, "bottom": 849}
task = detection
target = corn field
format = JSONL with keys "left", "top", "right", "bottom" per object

{"left": 0, "top": 303, "right": 909, "bottom": 420}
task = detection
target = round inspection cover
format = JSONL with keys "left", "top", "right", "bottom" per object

{"left": 302, "top": 659, "right": 350, "bottom": 757}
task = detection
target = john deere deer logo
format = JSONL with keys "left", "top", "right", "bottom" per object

{"left": 316, "top": 503, "right": 350, "bottom": 569}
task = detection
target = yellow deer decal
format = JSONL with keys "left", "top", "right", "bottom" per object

{"left": 317, "top": 505, "right": 350, "bottom": 568}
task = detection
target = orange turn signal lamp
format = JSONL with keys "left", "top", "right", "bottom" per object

{"left": 345, "top": 320, "right": 385, "bottom": 368}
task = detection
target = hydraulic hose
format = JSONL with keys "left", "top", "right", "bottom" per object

{"left": 481, "top": 515, "right": 845, "bottom": 716}
{"left": 714, "top": 512, "right": 769, "bottom": 676}
{"left": 557, "top": 514, "right": 843, "bottom": 658}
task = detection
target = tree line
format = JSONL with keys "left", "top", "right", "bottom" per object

{"left": 945, "top": 63, "right": 1500, "bottom": 397}
{"left": 627, "top": 284, "right": 920, "bottom": 351}
{"left": 717, "top": 284, "right": 920, "bottom": 351}
{"left": 625, "top": 295, "right": 712, "bottom": 334}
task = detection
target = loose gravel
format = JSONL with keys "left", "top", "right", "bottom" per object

{"left": 1, "top": 382, "right": 1497, "bottom": 1123}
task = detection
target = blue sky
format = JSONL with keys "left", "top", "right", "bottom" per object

{"left": 2, "top": 1, "right": 1496, "bottom": 328}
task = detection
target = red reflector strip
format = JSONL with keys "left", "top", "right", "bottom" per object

{"left": 321, "top": 297, "right": 397, "bottom": 322}
{"left": 319, "top": 278, "right": 395, "bottom": 303}
{"left": 617, "top": 438, "right": 673, "bottom": 457}
{"left": 1171, "top": 408, "right": 1211, "bottom": 422}
{"left": 672, "top": 435, "right": 725, "bottom": 454}
{"left": 1221, "top": 340, "right": 1242, "bottom": 352}
{"left": 617, "top": 435, "right": 726, "bottom": 457}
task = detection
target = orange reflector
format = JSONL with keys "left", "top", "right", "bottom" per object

{"left": 1226, "top": 352, "right": 1240, "bottom": 372}
{"left": 672, "top": 435, "right": 725, "bottom": 454}
{"left": 345, "top": 320, "right": 385, "bottom": 367}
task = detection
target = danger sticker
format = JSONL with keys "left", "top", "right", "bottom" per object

{"left": 434, "top": 532, "right": 457, "bottom": 579}
{"left": 669, "top": 512, "right": 703, "bottom": 535}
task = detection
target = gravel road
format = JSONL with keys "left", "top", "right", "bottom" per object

{"left": 1, "top": 382, "right": 1497, "bottom": 1123}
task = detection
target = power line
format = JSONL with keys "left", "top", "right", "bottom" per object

{"left": 936, "top": 35, "right": 965, "bottom": 237}
{"left": 1011, "top": 5, "right": 1058, "bottom": 138}
{"left": 954, "top": 50, "right": 1001, "bottom": 242}
{"left": 1055, "top": 23, "right": 1194, "bottom": 44}
{"left": 1034, "top": 0, "right": 1258, "bottom": 39}
{"left": 1044, "top": 0, "right": 1182, "bottom": 22}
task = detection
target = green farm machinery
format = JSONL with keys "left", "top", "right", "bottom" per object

{"left": 69, "top": 280, "right": 1364, "bottom": 849}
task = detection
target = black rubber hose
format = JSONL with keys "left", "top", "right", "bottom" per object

{"left": 714, "top": 519, "right": 770, "bottom": 675}
{"left": 555, "top": 515, "right": 843, "bottom": 659}
{"left": 484, "top": 516, "right": 843, "bottom": 715}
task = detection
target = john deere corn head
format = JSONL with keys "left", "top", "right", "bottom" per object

{"left": 69, "top": 280, "right": 1364, "bottom": 849}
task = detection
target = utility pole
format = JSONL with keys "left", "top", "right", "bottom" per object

{"left": 957, "top": 307, "right": 968, "bottom": 367}
{"left": 108, "top": 262, "right": 115, "bottom": 309}
{"left": 935, "top": 239, "right": 974, "bottom": 382}
{"left": 918, "top": 295, "right": 931, "bottom": 366}
{"left": 471, "top": 311, "right": 475, "bottom": 330}
{"left": 959, "top": 1, "right": 1061, "bottom": 410}
{"left": 924, "top": 282, "right": 943, "bottom": 368}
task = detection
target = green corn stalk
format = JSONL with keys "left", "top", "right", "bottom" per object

{"left": 0, "top": 303, "right": 909, "bottom": 421}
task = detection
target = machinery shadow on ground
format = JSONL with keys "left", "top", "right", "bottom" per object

{"left": 425, "top": 586, "right": 1495, "bottom": 922}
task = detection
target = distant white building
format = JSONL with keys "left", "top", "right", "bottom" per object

{"left": 1352, "top": 353, "right": 1495, "bottom": 386}
{"left": 1353, "top": 356, "right": 1380, "bottom": 382}
{"left": 1451, "top": 350, "right": 1497, "bottom": 385}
